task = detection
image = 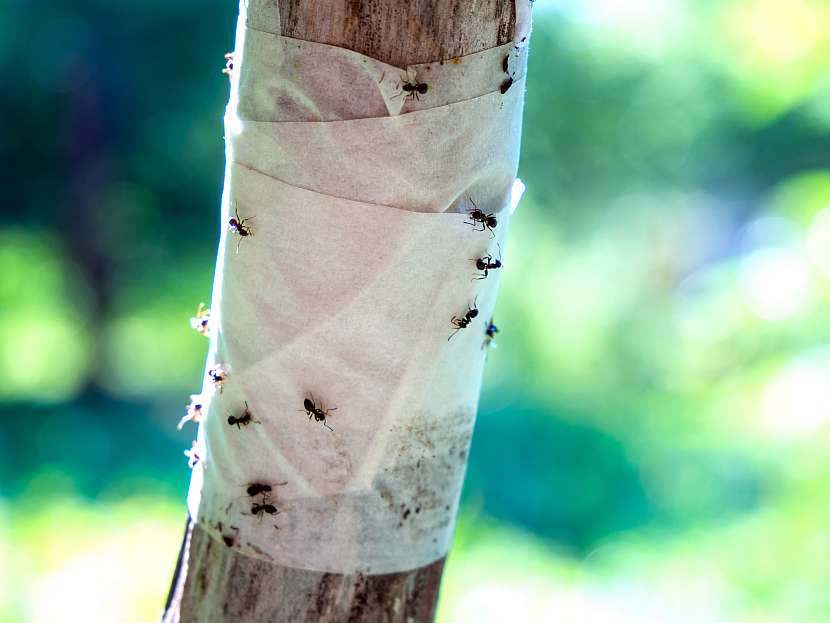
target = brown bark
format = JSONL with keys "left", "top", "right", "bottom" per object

{"left": 163, "top": 1, "right": 515, "bottom": 621}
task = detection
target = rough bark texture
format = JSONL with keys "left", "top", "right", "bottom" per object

{"left": 163, "top": 1, "right": 514, "bottom": 621}
{"left": 278, "top": 0, "right": 515, "bottom": 66}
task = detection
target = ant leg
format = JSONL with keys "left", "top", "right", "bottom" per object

{"left": 323, "top": 422, "right": 334, "bottom": 432}
{"left": 448, "top": 327, "right": 461, "bottom": 342}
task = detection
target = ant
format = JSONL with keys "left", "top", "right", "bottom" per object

{"left": 244, "top": 481, "right": 287, "bottom": 499}
{"left": 395, "top": 68, "right": 428, "bottom": 101}
{"left": 301, "top": 396, "right": 336, "bottom": 431}
{"left": 483, "top": 318, "right": 499, "bottom": 350}
{"left": 250, "top": 502, "right": 279, "bottom": 520}
{"left": 228, "top": 202, "right": 255, "bottom": 253}
{"left": 500, "top": 53, "right": 517, "bottom": 94}
{"left": 177, "top": 394, "right": 205, "bottom": 430}
{"left": 464, "top": 196, "right": 497, "bottom": 238}
{"left": 184, "top": 440, "right": 203, "bottom": 469}
{"left": 208, "top": 365, "right": 228, "bottom": 392}
{"left": 222, "top": 52, "right": 234, "bottom": 79}
{"left": 472, "top": 243, "right": 502, "bottom": 280}
{"left": 227, "top": 401, "right": 259, "bottom": 428}
{"left": 189, "top": 303, "right": 210, "bottom": 336}
{"left": 449, "top": 297, "right": 479, "bottom": 341}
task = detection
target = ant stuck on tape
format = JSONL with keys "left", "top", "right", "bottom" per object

{"left": 222, "top": 52, "right": 234, "bottom": 79}
{"left": 189, "top": 303, "right": 210, "bottom": 336}
{"left": 227, "top": 401, "right": 259, "bottom": 429}
{"left": 184, "top": 440, "right": 204, "bottom": 469}
{"left": 249, "top": 502, "right": 279, "bottom": 520}
{"left": 208, "top": 365, "right": 228, "bottom": 393}
{"left": 483, "top": 318, "right": 499, "bottom": 350}
{"left": 395, "top": 68, "right": 428, "bottom": 102}
{"left": 449, "top": 297, "right": 479, "bottom": 341}
{"left": 301, "top": 395, "right": 336, "bottom": 431}
{"left": 244, "top": 481, "right": 287, "bottom": 499}
{"left": 177, "top": 394, "right": 205, "bottom": 430}
{"left": 464, "top": 196, "right": 497, "bottom": 238}
{"left": 228, "top": 202, "right": 255, "bottom": 253}
{"left": 472, "top": 243, "right": 502, "bottom": 280}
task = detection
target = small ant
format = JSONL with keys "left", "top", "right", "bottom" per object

{"left": 301, "top": 396, "right": 336, "bottom": 431}
{"left": 500, "top": 53, "right": 517, "bottom": 94}
{"left": 483, "top": 318, "right": 499, "bottom": 350}
{"left": 177, "top": 394, "right": 205, "bottom": 430}
{"left": 184, "top": 440, "right": 204, "bottom": 469}
{"left": 464, "top": 196, "right": 497, "bottom": 238}
{"left": 228, "top": 202, "right": 255, "bottom": 253}
{"left": 395, "top": 68, "right": 428, "bottom": 101}
{"left": 227, "top": 401, "right": 259, "bottom": 428}
{"left": 472, "top": 244, "right": 502, "bottom": 280}
{"left": 449, "top": 297, "right": 479, "bottom": 341}
{"left": 250, "top": 502, "right": 279, "bottom": 520}
{"left": 208, "top": 365, "right": 228, "bottom": 392}
{"left": 244, "top": 481, "right": 287, "bottom": 498}
{"left": 222, "top": 52, "right": 234, "bottom": 78}
{"left": 189, "top": 303, "right": 210, "bottom": 336}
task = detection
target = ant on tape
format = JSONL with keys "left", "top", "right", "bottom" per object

{"left": 243, "top": 481, "right": 287, "bottom": 499}
{"left": 222, "top": 52, "right": 234, "bottom": 79}
{"left": 394, "top": 68, "right": 428, "bottom": 102}
{"left": 189, "top": 303, "right": 210, "bottom": 336}
{"left": 227, "top": 401, "right": 259, "bottom": 429}
{"left": 449, "top": 297, "right": 479, "bottom": 341}
{"left": 465, "top": 196, "right": 497, "bottom": 238}
{"left": 483, "top": 318, "right": 499, "bottom": 350}
{"left": 228, "top": 202, "right": 255, "bottom": 253}
{"left": 208, "top": 365, "right": 228, "bottom": 393}
{"left": 301, "top": 395, "right": 336, "bottom": 431}
{"left": 473, "top": 243, "right": 502, "bottom": 280}
{"left": 177, "top": 394, "right": 204, "bottom": 430}
{"left": 249, "top": 502, "right": 279, "bottom": 520}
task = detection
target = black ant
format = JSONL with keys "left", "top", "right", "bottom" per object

{"left": 250, "top": 502, "right": 279, "bottom": 520}
{"left": 449, "top": 297, "right": 479, "bottom": 341}
{"left": 244, "top": 481, "right": 287, "bottom": 498}
{"left": 472, "top": 244, "right": 502, "bottom": 280}
{"left": 227, "top": 401, "right": 259, "bottom": 428}
{"left": 301, "top": 396, "right": 335, "bottom": 431}
{"left": 228, "top": 202, "right": 255, "bottom": 253}
{"left": 464, "top": 196, "right": 497, "bottom": 238}
{"left": 222, "top": 52, "right": 234, "bottom": 78}
{"left": 395, "top": 68, "right": 428, "bottom": 101}
{"left": 500, "top": 53, "right": 517, "bottom": 94}
{"left": 483, "top": 318, "right": 499, "bottom": 350}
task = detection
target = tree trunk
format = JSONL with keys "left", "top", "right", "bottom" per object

{"left": 163, "top": 1, "right": 520, "bottom": 621}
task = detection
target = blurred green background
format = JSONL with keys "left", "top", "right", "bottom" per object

{"left": 3, "top": 0, "right": 830, "bottom": 621}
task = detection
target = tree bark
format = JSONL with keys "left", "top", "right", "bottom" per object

{"left": 163, "top": 1, "right": 515, "bottom": 621}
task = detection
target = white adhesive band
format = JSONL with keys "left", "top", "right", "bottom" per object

{"left": 186, "top": 1, "right": 530, "bottom": 574}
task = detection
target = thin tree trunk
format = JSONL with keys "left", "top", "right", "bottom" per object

{"left": 163, "top": 1, "right": 516, "bottom": 621}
